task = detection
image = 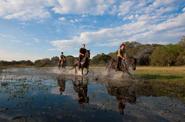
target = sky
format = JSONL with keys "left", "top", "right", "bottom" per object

{"left": 0, "top": 0, "right": 185, "bottom": 61}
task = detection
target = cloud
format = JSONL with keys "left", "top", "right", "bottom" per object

{"left": 0, "top": 0, "right": 183, "bottom": 22}
{"left": 0, "top": 0, "right": 184, "bottom": 60}
{"left": 183, "top": 7, "right": 185, "bottom": 12}
{"left": 118, "top": 1, "right": 134, "bottom": 16}
{"left": 0, "top": 49, "right": 42, "bottom": 61}
{"left": 0, "top": 0, "right": 115, "bottom": 21}
{"left": 52, "top": 0, "right": 115, "bottom": 15}
{"left": 51, "top": 11, "right": 185, "bottom": 55}
{"left": 0, "top": 0, "right": 53, "bottom": 21}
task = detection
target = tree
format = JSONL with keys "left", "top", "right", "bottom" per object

{"left": 91, "top": 53, "right": 111, "bottom": 65}
{"left": 178, "top": 36, "right": 185, "bottom": 48}
{"left": 66, "top": 55, "right": 77, "bottom": 66}
{"left": 175, "top": 51, "right": 185, "bottom": 65}
{"left": 150, "top": 45, "right": 182, "bottom": 66}
{"left": 51, "top": 56, "right": 60, "bottom": 66}
{"left": 34, "top": 58, "right": 51, "bottom": 67}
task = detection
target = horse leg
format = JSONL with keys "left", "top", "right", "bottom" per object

{"left": 75, "top": 66, "right": 77, "bottom": 74}
{"left": 85, "top": 68, "right": 89, "bottom": 75}
{"left": 81, "top": 68, "right": 83, "bottom": 76}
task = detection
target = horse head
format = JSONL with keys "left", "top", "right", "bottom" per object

{"left": 128, "top": 57, "right": 137, "bottom": 70}
{"left": 85, "top": 50, "right": 90, "bottom": 59}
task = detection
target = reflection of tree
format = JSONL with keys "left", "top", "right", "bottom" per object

{"left": 106, "top": 82, "right": 136, "bottom": 115}
{"left": 72, "top": 77, "right": 89, "bottom": 104}
{"left": 57, "top": 76, "right": 66, "bottom": 95}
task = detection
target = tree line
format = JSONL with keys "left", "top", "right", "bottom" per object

{"left": 1, "top": 36, "right": 185, "bottom": 67}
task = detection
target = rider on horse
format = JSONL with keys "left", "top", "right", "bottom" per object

{"left": 59, "top": 52, "right": 66, "bottom": 68}
{"left": 79, "top": 44, "right": 87, "bottom": 69}
{"left": 117, "top": 43, "right": 127, "bottom": 71}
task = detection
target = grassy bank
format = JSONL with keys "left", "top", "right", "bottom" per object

{"left": 134, "top": 66, "right": 185, "bottom": 102}
{"left": 135, "top": 66, "right": 185, "bottom": 81}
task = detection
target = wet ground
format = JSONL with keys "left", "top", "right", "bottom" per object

{"left": 0, "top": 68, "right": 185, "bottom": 122}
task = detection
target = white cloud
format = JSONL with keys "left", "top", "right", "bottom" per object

{"left": 0, "top": 49, "right": 42, "bottom": 61}
{"left": 59, "top": 17, "right": 66, "bottom": 22}
{"left": 52, "top": 0, "right": 115, "bottom": 15}
{"left": 0, "top": 0, "right": 53, "bottom": 21}
{"left": 183, "top": 7, "right": 185, "bottom": 12}
{"left": 51, "top": 11, "right": 185, "bottom": 55}
{"left": 0, "top": 0, "right": 115, "bottom": 21}
{"left": 118, "top": 1, "right": 134, "bottom": 16}
{"left": 0, "top": 0, "right": 182, "bottom": 22}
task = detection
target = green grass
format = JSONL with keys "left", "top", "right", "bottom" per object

{"left": 134, "top": 66, "right": 185, "bottom": 103}
{"left": 135, "top": 66, "right": 185, "bottom": 81}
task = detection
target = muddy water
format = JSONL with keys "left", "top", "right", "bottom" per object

{"left": 0, "top": 68, "right": 185, "bottom": 122}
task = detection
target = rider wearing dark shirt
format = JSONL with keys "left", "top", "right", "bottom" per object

{"left": 60, "top": 52, "right": 66, "bottom": 62}
{"left": 59, "top": 52, "right": 66, "bottom": 68}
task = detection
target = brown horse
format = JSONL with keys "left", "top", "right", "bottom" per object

{"left": 106, "top": 57, "right": 137, "bottom": 76}
{"left": 73, "top": 50, "right": 90, "bottom": 75}
{"left": 58, "top": 59, "right": 66, "bottom": 69}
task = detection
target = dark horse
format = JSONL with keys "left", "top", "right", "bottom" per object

{"left": 73, "top": 50, "right": 90, "bottom": 75}
{"left": 58, "top": 59, "right": 66, "bottom": 69}
{"left": 106, "top": 57, "right": 137, "bottom": 76}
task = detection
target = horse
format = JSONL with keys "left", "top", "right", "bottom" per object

{"left": 106, "top": 57, "right": 137, "bottom": 76}
{"left": 58, "top": 59, "right": 66, "bottom": 69}
{"left": 73, "top": 50, "right": 90, "bottom": 75}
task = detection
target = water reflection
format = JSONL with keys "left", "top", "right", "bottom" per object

{"left": 72, "top": 77, "right": 89, "bottom": 104}
{"left": 57, "top": 76, "right": 66, "bottom": 95}
{"left": 57, "top": 75, "right": 137, "bottom": 114}
{"left": 106, "top": 82, "right": 136, "bottom": 115}
{"left": 0, "top": 68, "right": 185, "bottom": 122}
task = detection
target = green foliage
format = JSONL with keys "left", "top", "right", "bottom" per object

{"left": 0, "top": 60, "right": 33, "bottom": 67}
{"left": 91, "top": 53, "right": 111, "bottom": 65}
{"left": 150, "top": 44, "right": 183, "bottom": 66}
{"left": 176, "top": 51, "right": 185, "bottom": 65}
{"left": 33, "top": 55, "right": 77, "bottom": 67}
{"left": 66, "top": 55, "right": 77, "bottom": 66}
{"left": 178, "top": 36, "right": 185, "bottom": 48}
{"left": 34, "top": 58, "right": 51, "bottom": 67}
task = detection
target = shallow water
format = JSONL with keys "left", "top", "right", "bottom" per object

{"left": 0, "top": 68, "right": 185, "bottom": 122}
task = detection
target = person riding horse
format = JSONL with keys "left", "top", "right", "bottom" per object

{"left": 79, "top": 44, "right": 87, "bottom": 69}
{"left": 71, "top": 44, "right": 90, "bottom": 75}
{"left": 117, "top": 43, "right": 128, "bottom": 71}
{"left": 58, "top": 52, "right": 66, "bottom": 69}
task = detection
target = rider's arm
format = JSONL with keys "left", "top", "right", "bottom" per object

{"left": 80, "top": 53, "right": 85, "bottom": 56}
{"left": 79, "top": 48, "right": 85, "bottom": 56}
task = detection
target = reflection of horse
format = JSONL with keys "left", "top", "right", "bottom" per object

{"left": 72, "top": 77, "right": 89, "bottom": 104}
{"left": 73, "top": 50, "right": 90, "bottom": 75}
{"left": 106, "top": 82, "right": 136, "bottom": 114}
{"left": 57, "top": 76, "right": 66, "bottom": 95}
{"left": 106, "top": 57, "right": 137, "bottom": 76}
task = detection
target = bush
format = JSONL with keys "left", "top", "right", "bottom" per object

{"left": 150, "top": 45, "right": 183, "bottom": 66}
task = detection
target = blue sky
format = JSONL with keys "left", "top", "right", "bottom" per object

{"left": 0, "top": 0, "right": 185, "bottom": 61}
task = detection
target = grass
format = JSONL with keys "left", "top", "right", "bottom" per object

{"left": 134, "top": 66, "right": 185, "bottom": 102}
{"left": 135, "top": 66, "right": 185, "bottom": 81}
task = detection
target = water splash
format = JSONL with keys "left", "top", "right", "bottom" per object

{"left": 51, "top": 67, "right": 134, "bottom": 81}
